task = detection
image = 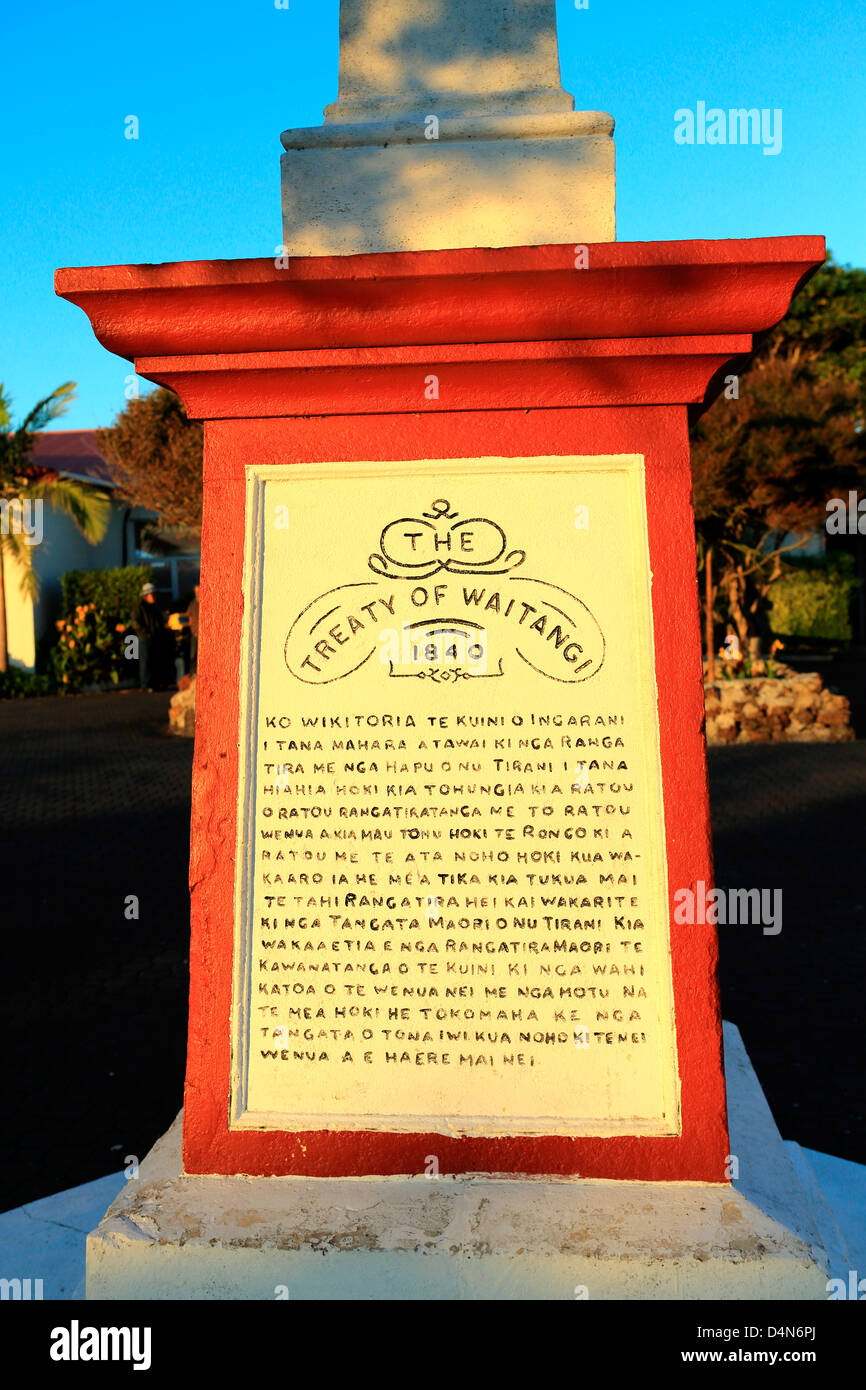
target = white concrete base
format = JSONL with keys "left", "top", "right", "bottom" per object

{"left": 279, "top": 112, "right": 614, "bottom": 255}
{"left": 0, "top": 1171, "right": 124, "bottom": 1300}
{"left": 279, "top": 0, "right": 615, "bottom": 254}
{"left": 785, "top": 1143, "right": 866, "bottom": 1282}
{"left": 85, "top": 1025, "right": 833, "bottom": 1300}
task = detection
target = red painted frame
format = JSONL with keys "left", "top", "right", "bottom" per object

{"left": 56, "top": 236, "right": 825, "bottom": 1180}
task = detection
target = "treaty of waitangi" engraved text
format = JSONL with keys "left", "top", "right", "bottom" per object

{"left": 232, "top": 461, "right": 679, "bottom": 1136}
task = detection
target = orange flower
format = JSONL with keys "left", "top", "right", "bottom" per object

{"left": 115, "top": 623, "right": 126, "bottom": 633}
{"left": 61, "top": 675, "right": 69, "bottom": 684}
{"left": 55, "top": 620, "right": 64, "bottom": 631}
{"left": 68, "top": 640, "right": 75, "bottom": 649}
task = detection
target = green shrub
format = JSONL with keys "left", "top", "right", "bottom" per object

{"left": 0, "top": 668, "right": 56, "bottom": 699}
{"left": 60, "top": 565, "right": 153, "bottom": 625}
{"left": 769, "top": 554, "right": 859, "bottom": 643}
{"left": 50, "top": 602, "right": 132, "bottom": 691}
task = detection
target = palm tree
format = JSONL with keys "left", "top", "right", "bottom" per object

{"left": 0, "top": 382, "right": 110, "bottom": 673}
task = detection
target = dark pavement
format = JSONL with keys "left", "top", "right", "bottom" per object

{"left": 0, "top": 691, "right": 863, "bottom": 1212}
{"left": 708, "top": 742, "right": 865, "bottom": 1168}
{"left": 1, "top": 692, "right": 193, "bottom": 1214}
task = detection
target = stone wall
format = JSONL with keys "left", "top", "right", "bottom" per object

{"left": 169, "top": 675, "right": 196, "bottom": 737}
{"left": 705, "top": 671, "right": 853, "bottom": 745}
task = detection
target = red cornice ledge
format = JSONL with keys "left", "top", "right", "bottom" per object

{"left": 55, "top": 236, "right": 825, "bottom": 419}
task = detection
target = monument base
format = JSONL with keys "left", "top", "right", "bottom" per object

{"left": 86, "top": 1026, "right": 829, "bottom": 1300}
{"left": 279, "top": 112, "right": 614, "bottom": 255}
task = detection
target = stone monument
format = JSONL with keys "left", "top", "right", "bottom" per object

{"left": 280, "top": 0, "right": 614, "bottom": 253}
{"left": 57, "top": 0, "right": 832, "bottom": 1298}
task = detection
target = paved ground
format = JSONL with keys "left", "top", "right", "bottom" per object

{"left": 1, "top": 693, "right": 193, "bottom": 1214}
{"left": 709, "top": 742, "right": 865, "bottom": 1171}
{"left": 0, "top": 690, "right": 863, "bottom": 1212}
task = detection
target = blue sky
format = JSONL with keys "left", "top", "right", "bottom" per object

{"left": 2, "top": 0, "right": 864, "bottom": 430}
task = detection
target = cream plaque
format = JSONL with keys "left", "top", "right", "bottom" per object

{"left": 231, "top": 456, "right": 680, "bottom": 1136}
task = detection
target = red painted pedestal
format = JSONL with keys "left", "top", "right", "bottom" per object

{"left": 57, "top": 235, "right": 824, "bottom": 1184}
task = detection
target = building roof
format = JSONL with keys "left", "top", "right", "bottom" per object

{"left": 32, "top": 430, "right": 116, "bottom": 487}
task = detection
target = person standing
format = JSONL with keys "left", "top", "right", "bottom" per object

{"left": 131, "top": 582, "right": 164, "bottom": 691}
{"left": 186, "top": 584, "right": 200, "bottom": 676}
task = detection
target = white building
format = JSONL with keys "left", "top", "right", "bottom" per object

{"left": 3, "top": 431, "right": 199, "bottom": 671}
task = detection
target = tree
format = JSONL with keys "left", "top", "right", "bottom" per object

{"left": 763, "top": 257, "right": 866, "bottom": 389}
{"left": 0, "top": 382, "right": 110, "bottom": 673}
{"left": 97, "top": 388, "right": 203, "bottom": 537}
{"left": 691, "top": 257, "right": 866, "bottom": 667}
